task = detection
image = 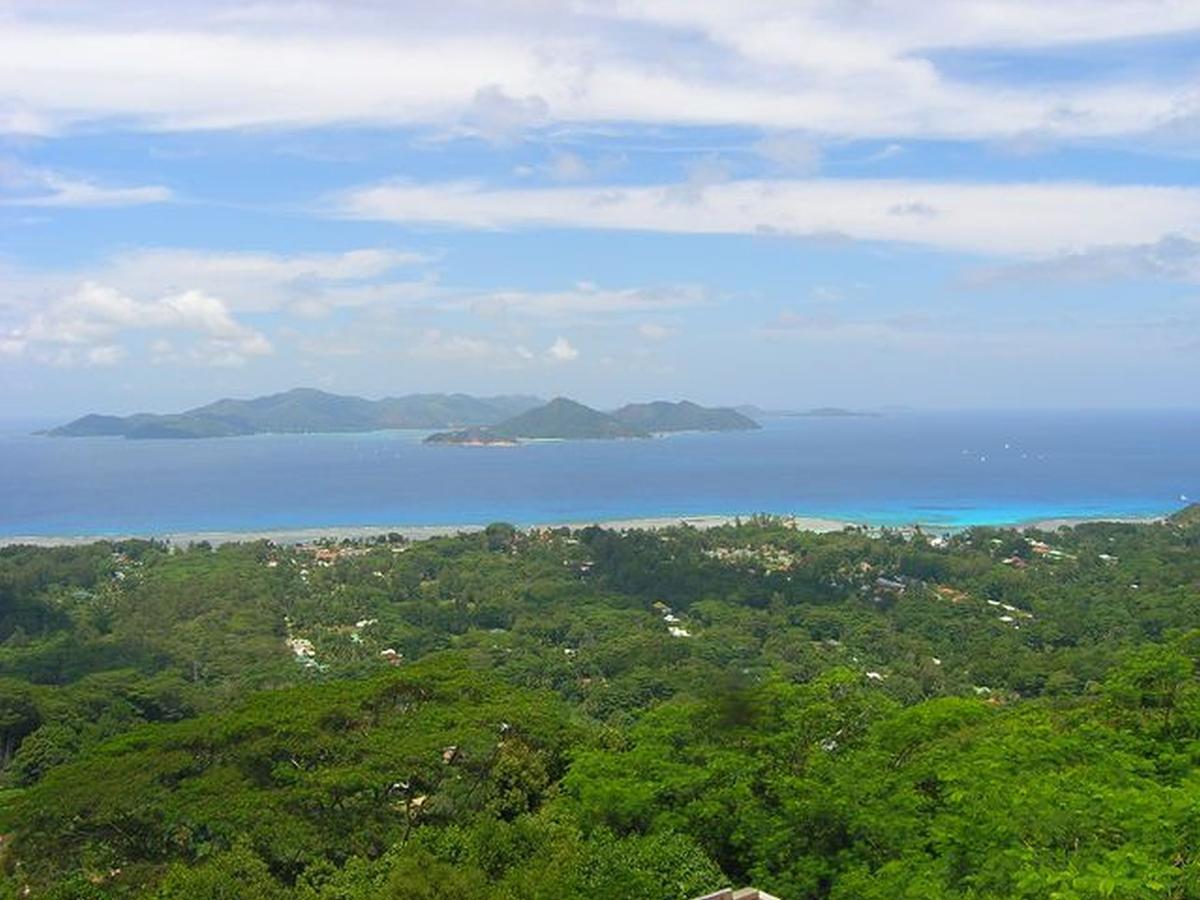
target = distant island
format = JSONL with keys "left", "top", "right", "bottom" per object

{"left": 426, "top": 397, "right": 759, "bottom": 444}
{"left": 47, "top": 390, "right": 761, "bottom": 442}
{"left": 46, "top": 388, "right": 544, "bottom": 439}
{"left": 737, "top": 405, "right": 880, "bottom": 418}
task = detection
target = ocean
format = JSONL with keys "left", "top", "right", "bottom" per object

{"left": 1, "top": 410, "right": 1196, "bottom": 538}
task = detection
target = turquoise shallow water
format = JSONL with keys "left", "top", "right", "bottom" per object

{"left": 0, "top": 410, "right": 1196, "bottom": 537}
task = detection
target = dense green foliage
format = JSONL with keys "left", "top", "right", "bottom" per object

{"left": 2, "top": 513, "right": 1199, "bottom": 896}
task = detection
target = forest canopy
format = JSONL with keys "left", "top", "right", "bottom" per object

{"left": 1, "top": 513, "right": 1199, "bottom": 897}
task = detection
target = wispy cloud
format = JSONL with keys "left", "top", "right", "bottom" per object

{"left": 458, "top": 282, "right": 705, "bottom": 319}
{"left": 0, "top": 160, "right": 172, "bottom": 207}
{"left": 968, "top": 234, "right": 1200, "bottom": 284}
{"left": 0, "top": 2, "right": 1196, "bottom": 143}
{"left": 338, "top": 178, "right": 1200, "bottom": 257}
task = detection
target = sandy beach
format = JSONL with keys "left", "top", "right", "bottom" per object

{"left": 0, "top": 513, "right": 857, "bottom": 547}
{"left": 1, "top": 510, "right": 1173, "bottom": 548}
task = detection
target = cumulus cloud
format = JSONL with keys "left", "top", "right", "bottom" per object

{"left": 546, "top": 336, "right": 579, "bottom": 362}
{"left": 339, "top": 178, "right": 1200, "bottom": 257}
{"left": 11, "top": 281, "right": 272, "bottom": 367}
{"left": 460, "top": 84, "right": 549, "bottom": 145}
{"left": 41, "top": 247, "right": 435, "bottom": 316}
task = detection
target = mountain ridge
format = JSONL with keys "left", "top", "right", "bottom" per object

{"left": 426, "top": 397, "right": 759, "bottom": 444}
{"left": 46, "top": 388, "right": 544, "bottom": 439}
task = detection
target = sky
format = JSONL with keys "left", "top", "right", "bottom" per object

{"left": 1, "top": 0, "right": 1199, "bottom": 418}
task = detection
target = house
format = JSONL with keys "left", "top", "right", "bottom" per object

{"left": 693, "top": 889, "right": 783, "bottom": 900}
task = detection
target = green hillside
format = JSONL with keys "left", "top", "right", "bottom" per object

{"left": 427, "top": 397, "right": 649, "bottom": 443}
{"left": 1170, "top": 502, "right": 1200, "bottom": 526}
{"left": 613, "top": 400, "right": 759, "bottom": 432}
{"left": 3, "top": 517, "right": 1200, "bottom": 895}
{"left": 494, "top": 397, "right": 647, "bottom": 439}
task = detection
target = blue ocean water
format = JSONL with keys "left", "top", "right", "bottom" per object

{"left": 0, "top": 411, "right": 1196, "bottom": 537}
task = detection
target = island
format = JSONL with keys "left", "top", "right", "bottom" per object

{"left": 50, "top": 390, "right": 763, "bottom": 443}
{"left": 46, "top": 388, "right": 544, "bottom": 439}
{"left": 737, "top": 404, "right": 880, "bottom": 418}
{"left": 425, "top": 397, "right": 759, "bottom": 444}
{"left": 612, "top": 400, "right": 759, "bottom": 433}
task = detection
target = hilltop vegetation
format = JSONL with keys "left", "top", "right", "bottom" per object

{"left": 2, "top": 512, "right": 1200, "bottom": 896}
{"left": 612, "top": 400, "right": 759, "bottom": 433}
{"left": 1172, "top": 503, "right": 1200, "bottom": 527}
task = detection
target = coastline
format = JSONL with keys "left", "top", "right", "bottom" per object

{"left": 0, "top": 514, "right": 845, "bottom": 548}
{"left": 0, "top": 510, "right": 1168, "bottom": 548}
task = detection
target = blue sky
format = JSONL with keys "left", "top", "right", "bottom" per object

{"left": 1, "top": 0, "right": 1199, "bottom": 418}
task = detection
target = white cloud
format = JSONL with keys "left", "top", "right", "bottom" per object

{"left": 0, "top": 336, "right": 26, "bottom": 359}
{"left": 460, "top": 85, "right": 549, "bottom": 145}
{"left": 637, "top": 323, "right": 675, "bottom": 340}
{"left": 969, "top": 234, "right": 1200, "bottom": 284}
{"left": 0, "top": 160, "right": 172, "bottom": 207}
{"left": 409, "top": 329, "right": 496, "bottom": 361}
{"left": 546, "top": 335, "right": 579, "bottom": 362}
{"left": 44, "top": 247, "right": 435, "bottom": 315}
{"left": 458, "top": 282, "right": 704, "bottom": 318}
{"left": 0, "top": 2, "right": 1196, "bottom": 143}
{"left": 666, "top": 156, "right": 733, "bottom": 206}
{"left": 339, "top": 177, "right": 1200, "bottom": 257}
{"left": 12, "top": 281, "right": 272, "bottom": 367}
{"left": 545, "top": 151, "right": 590, "bottom": 182}
{"left": 86, "top": 344, "right": 126, "bottom": 366}
{"left": 755, "top": 133, "right": 822, "bottom": 174}
{"left": 517, "top": 150, "right": 625, "bottom": 183}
